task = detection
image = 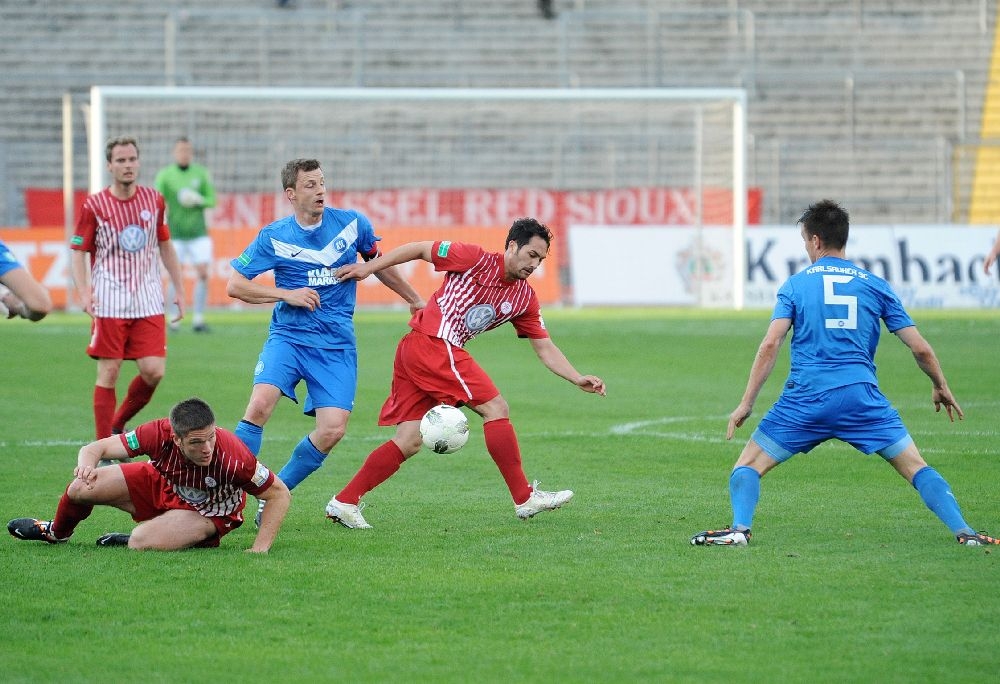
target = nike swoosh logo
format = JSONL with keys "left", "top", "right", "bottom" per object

{"left": 271, "top": 218, "right": 359, "bottom": 267}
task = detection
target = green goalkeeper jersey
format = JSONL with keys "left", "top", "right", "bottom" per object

{"left": 154, "top": 163, "right": 216, "bottom": 240}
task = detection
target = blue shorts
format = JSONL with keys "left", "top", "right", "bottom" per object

{"left": 752, "top": 382, "right": 912, "bottom": 462}
{"left": 253, "top": 337, "right": 357, "bottom": 416}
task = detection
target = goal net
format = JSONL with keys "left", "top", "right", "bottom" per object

{"left": 84, "top": 86, "right": 748, "bottom": 308}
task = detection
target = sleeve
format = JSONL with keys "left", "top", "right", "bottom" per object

{"left": 430, "top": 240, "right": 481, "bottom": 272}
{"left": 242, "top": 460, "right": 276, "bottom": 497}
{"left": 200, "top": 166, "right": 217, "bottom": 210}
{"left": 217, "top": 431, "right": 276, "bottom": 496}
{"left": 880, "top": 284, "right": 915, "bottom": 333}
{"left": 231, "top": 230, "right": 276, "bottom": 279}
{"left": 771, "top": 279, "right": 795, "bottom": 321}
{"left": 71, "top": 199, "right": 97, "bottom": 252}
{"left": 120, "top": 419, "right": 167, "bottom": 458}
{"left": 511, "top": 290, "right": 550, "bottom": 339}
{"left": 356, "top": 213, "right": 381, "bottom": 261}
{"left": 155, "top": 193, "right": 171, "bottom": 241}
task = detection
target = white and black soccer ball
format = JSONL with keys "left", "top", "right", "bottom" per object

{"left": 419, "top": 404, "right": 470, "bottom": 454}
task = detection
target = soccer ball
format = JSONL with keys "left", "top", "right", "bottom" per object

{"left": 419, "top": 404, "right": 470, "bottom": 454}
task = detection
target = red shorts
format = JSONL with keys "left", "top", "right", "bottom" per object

{"left": 87, "top": 315, "right": 166, "bottom": 360}
{"left": 378, "top": 330, "right": 499, "bottom": 425}
{"left": 120, "top": 461, "right": 244, "bottom": 547}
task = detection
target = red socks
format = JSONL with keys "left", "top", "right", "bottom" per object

{"left": 337, "top": 440, "right": 406, "bottom": 505}
{"left": 50, "top": 488, "right": 94, "bottom": 540}
{"left": 93, "top": 386, "right": 117, "bottom": 439}
{"left": 483, "top": 418, "right": 531, "bottom": 504}
{"left": 110, "top": 376, "right": 156, "bottom": 434}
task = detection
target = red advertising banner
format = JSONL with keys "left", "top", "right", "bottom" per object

{"left": 25, "top": 187, "right": 763, "bottom": 230}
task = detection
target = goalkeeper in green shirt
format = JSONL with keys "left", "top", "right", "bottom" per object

{"left": 154, "top": 137, "right": 217, "bottom": 333}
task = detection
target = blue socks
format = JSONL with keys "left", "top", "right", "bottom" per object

{"left": 277, "top": 436, "right": 329, "bottom": 490}
{"left": 730, "top": 465, "right": 761, "bottom": 531}
{"left": 234, "top": 420, "right": 264, "bottom": 456}
{"left": 912, "top": 466, "right": 972, "bottom": 534}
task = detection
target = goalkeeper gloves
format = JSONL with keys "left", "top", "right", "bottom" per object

{"left": 178, "top": 187, "right": 205, "bottom": 208}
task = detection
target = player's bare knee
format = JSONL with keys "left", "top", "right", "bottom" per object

{"left": 313, "top": 424, "right": 346, "bottom": 452}
{"left": 476, "top": 396, "right": 509, "bottom": 422}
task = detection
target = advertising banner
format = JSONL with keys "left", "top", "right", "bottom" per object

{"left": 569, "top": 225, "right": 1000, "bottom": 308}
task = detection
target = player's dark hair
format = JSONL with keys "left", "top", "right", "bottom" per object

{"left": 506, "top": 217, "right": 552, "bottom": 249}
{"left": 105, "top": 136, "right": 139, "bottom": 162}
{"left": 282, "top": 158, "right": 322, "bottom": 190}
{"left": 169, "top": 398, "right": 216, "bottom": 438}
{"left": 798, "top": 199, "right": 849, "bottom": 249}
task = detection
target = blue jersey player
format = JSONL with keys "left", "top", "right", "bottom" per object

{"left": 692, "top": 199, "right": 998, "bottom": 548}
{"left": 227, "top": 159, "right": 423, "bottom": 522}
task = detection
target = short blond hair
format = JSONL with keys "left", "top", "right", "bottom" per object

{"left": 105, "top": 136, "right": 139, "bottom": 162}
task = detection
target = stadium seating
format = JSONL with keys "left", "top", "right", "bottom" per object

{"left": 0, "top": 0, "right": 994, "bottom": 226}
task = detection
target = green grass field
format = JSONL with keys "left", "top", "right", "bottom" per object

{"left": 2, "top": 308, "right": 998, "bottom": 683}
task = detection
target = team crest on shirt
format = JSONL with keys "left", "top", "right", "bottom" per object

{"left": 119, "top": 225, "right": 147, "bottom": 252}
{"left": 500, "top": 301, "right": 513, "bottom": 315}
{"left": 174, "top": 485, "right": 209, "bottom": 504}
{"left": 465, "top": 304, "right": 496, "bottom": 331}
{"left": 204, "top": 477, "right": 218, "bottom": 488}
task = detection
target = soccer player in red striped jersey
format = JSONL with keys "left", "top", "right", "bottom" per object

{"left": 7, "top": 398, "right": 290, "bottom": 552}
{"left": 70, "top": 137, "right": 186, "bottom": 440}
{"left": 326, "top": 218, "right": 606, "bottom": 528}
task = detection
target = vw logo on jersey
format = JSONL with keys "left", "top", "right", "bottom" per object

{"left": 119, "top": 225, "right": 147, "bottom": 252}
{"left": 334, "top": 237, "right": 348, "bottom": 252}
{"left": 464, "top": 304, "right": 496, "bottom": 331}
{"left": 174, "top": 485, "right": 209, "bottom": 504}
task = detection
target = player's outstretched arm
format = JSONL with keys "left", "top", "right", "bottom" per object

{"left": 335, "top": 241, "right": 434, "bottom": 282}
{"left": 248, "top": 476, "right": 291, "bottom": 554}
{"left": 0, "top": 267, "right": 52, "bottom": 321}
{"left": 528, "top": 337, "right": 606, "bottom": 396}
{"left": 894, "top": 326, "right": 964, "bottom": 422}
{"left": 373, "top": 266, "right": 426, "bottom": 313}
{"left": 727, "top": 318, "right": 791, "bottom": 439}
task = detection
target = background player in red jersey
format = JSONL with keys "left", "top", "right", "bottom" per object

{"left": 7, "top": 397, "right": 290, "bottom": 553}
{"left": 326, "top": 217, "right": 606, "bottom": 528}
{"left": 70, "top": 136, "right": 186, "bottom": 439}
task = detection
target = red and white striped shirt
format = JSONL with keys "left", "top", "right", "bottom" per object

{"left": 72, "top": 186, "right": 171, "bottom": 318}
{"left": 122, "top": 419, "right": 274, "bottom": 519}
{"left": 409, "top": 241, "right": 549, "bottom": 347}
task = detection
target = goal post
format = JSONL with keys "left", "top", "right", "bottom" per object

{"left": 85, "top": 86, "right": 748, "bottom": 308}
